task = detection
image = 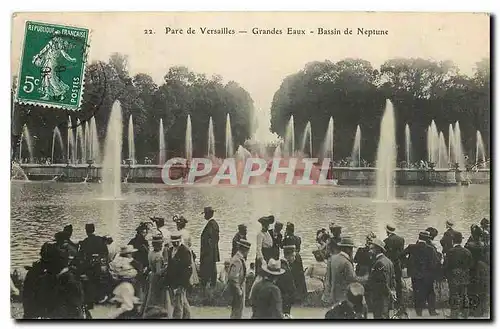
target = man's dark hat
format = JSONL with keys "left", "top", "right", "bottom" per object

{"left": 85, "top": 223, "right": 95, "bottom": 231}
{"left": 286, "top": 222, "right": 294, "bottom": 229}
{"left": 283, "top": 245, "right": 296, "bottom": 252}
{"left": 275, "top": 221, "right": 283, "bottom": 228}
{"left": 480, "top": 218, "right": 490, "bottom": 226}
{"left": 425, "top": 227, "right": 438, "bottom": 239}
{"left": 201, "top": 206, "right": 215, "bottom": 214}
{"left": 63, "top": 224, "right": 73, "bottom": 232}
{"left": 418, "top": 231, "right": 431, "bottom": 240}
{"left": 236, "top": 239, "right": 251, "bottom": 250}
{"left": 446, "top": 220, "right": 454, "bottom": 227}
{"left": 237, "top": 224, "right": 247, "bottom": 230}
{"left": 386, "top": 224, "right": 396, "bottom": 233}
{"left": 136, "top": 223, "right": 148, "bottom": 232}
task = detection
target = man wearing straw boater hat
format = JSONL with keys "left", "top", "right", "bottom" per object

{"left": 200, "top": 206, "right": 220, "bottom": 288}
{"left": 227, "top": 239, "right": 251, "bottom": 319}
{"left": 322, "top": 236, "right": 357, "bottom": 306}
{"left": 367, "top": 238, "right": 395, "bottom": 319}
{"left": 383, "top": 224, "right": 405, "bottom": 310}
{"left": 165, "top": 231, "right": 193, "bottom": 319}
{"left": 440, "top": 220, "right": 459, "bottom": 256}
{"left": 401, "top": 231, "right": 439, "bottom": 317}
{"left": 250, "top": 258, "right": 285, "bottom": 319}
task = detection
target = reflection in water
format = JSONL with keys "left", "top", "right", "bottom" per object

{"left": 10, "top": 182, "right": 490, "bottom": 268}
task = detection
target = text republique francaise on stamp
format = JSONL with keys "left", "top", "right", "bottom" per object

{"left": 16, "top": 21, "right": 90, "bottom": 111}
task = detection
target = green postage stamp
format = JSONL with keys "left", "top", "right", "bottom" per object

{"left": 16, "top": 21, "right": 90, "bottom": 110}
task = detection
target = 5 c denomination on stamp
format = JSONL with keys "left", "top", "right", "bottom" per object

{"left": 16, "top": 21, "right": 90, "bottom": 111}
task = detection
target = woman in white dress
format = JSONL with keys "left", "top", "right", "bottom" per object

{"left": 304, "top": 249, "right": 327, "bottom": 293}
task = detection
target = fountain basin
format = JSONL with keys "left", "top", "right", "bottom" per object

{"left": 17, "top": 164, "right": 490, "bottom": 186}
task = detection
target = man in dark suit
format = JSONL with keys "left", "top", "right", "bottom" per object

{"left": 443, "top": 231, "right": 473, "bottom": 319}
{"left": 200, "top": 206, "right": 220, "bottom": 288}
{"left": 440, "top": 221, "right": 458, "bottom": 256}
{"left": 231, "top": 224, "right": 247, "bottom": 258}
{"left": 276, "top": 245, "right": 298, "bottom": 315}
{"left": 282, "top": 223, "right": 307, "bottom": 300}
{"left": 368, "top": 238, "right": 395, "bottom": 319}
{"left": 401, "top": 231, "right": 439, "bottom": 316}
{"left": 269, "top": 221, "right": 283, "bottom": 260}
{"left": 383, "top": 224, "right": 405, "bottom": 309}
{"left": 166, "top": 232, "right": 193, "bottom": 319}
{"left": 78, "top": 223, "right": 109, "bottom": 309}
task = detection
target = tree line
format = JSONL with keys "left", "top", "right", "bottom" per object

{"left": 270, "top": 57, "right": 490, "bottom": 163}
{"left": 12, "top": 53, "right": 256, "bottom": 162}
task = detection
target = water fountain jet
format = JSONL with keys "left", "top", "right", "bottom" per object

{"left": 51, "top": 127, "right": 64, "bottom": 163}
{"left": 208, "top": 116, "right": 215, "bottom": 158}
{"left": 225, "top": 113, "right": 234, "bottom": 158}
{"left": 128, "top": 115, "right": 135, "bottom": 165}
{"left": 102, "top": 101, "right": 123, "bottom": 199}
{"left": 159, "top": 118, "right": 166, "bottom": 165}
{"left": 300, "top": 121, "right": 312, "bottom": 157}
{"left": 375, "top": 100, "right": 396, "bottom": 201}
{"left": 185, "top": 115, "right": 193, "bottom": 161}
{"left": 351, "top": 125, "right": 361, "bottom": 167}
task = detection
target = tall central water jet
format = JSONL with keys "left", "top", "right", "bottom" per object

{"left": 322, "top": 117, "right": 334, "bottom": 160}
{"left": 102, "top": 101, "right": 123, "bottom": 199}
{"left": 52, "top": 127, "right": 64, "bottom": 163}
{"left": 225, "top": 113, "right": 234, "bottom": 158}
{"left": 159, "top": 118, "right": 165, "bottom": 165}
{"left": 284, "top": 115, "right": 295, "bottom": 157}
{"left": 351, "top": 125, "right": 361, "bottom": 167}
{"left": 375, "top": 100, "right": 396, "bottom": 201}
{"left": 185, "top": 115, "right": 193, "bottom": 161}
{"left": 300, "top": 121, "right": 312, "bottom": 157}
{"left": 128, "top": 115, "right": 135, "bottom": 164}
{"left": 405, "top": 124, "right": 411, "bottom": 166}
{"left": 448, "top": 123, "right": 455, "bottom": 164}
{"left": 207, "top": 116, "right": 215, "bottom": 158}
{"left": 476, "top": 130, "right": 486, "bottom": 165}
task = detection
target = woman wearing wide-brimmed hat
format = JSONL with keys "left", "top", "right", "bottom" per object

{"left": 250, "top": 258, "right": 285, "bottom": 319}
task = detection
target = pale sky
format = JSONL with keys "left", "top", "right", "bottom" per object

{"left": 11, "top": 12, "right": 490, "bottom": 141}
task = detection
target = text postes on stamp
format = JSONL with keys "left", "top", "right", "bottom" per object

{"left": 16, "top": 21, "right": 90, "bottom": 111}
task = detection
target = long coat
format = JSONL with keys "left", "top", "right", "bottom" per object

{"left": 269, "top": 229, "right": 283, "bottom": 260}
{"left": 323, "top": 252, "right": 356, "bottom": 305}
{"left": 368, "top": 254, "right": 395, "bottom": 297}
{"left": 401, "top": 241, "right": 438, "bottom": 280}
{"left": 290, "top": 253, "right": 307, "bottom": 299}
{"left": 128, "top": 234, "right": 150, "bottom": 270}
{"left": 276, "top": 259, "right": 296, "bottom": 314}
{"left": 384, "top": 233, "right": 405, "bottom": 267}
{"left": 200, "top": 219, "right": 220, "bottom": 277}
{"left": 443, "top": 245, "right": 473, "bottom": 285}
{"left": 166, "top": 244, "right": 193, "bottom": 289}
{"left": 250, "top": 278, "right": 283, "bottom": 319}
